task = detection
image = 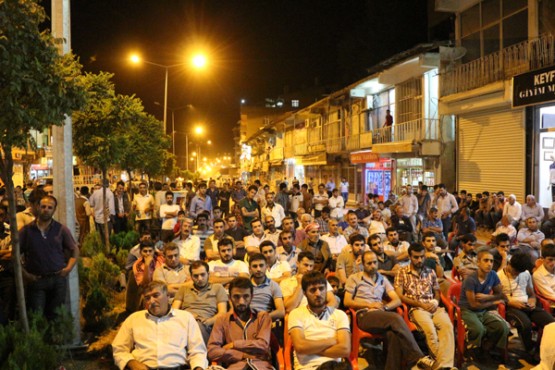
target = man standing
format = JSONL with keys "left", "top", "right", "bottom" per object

{"left": 113, "top": 181, "right": 130, "bottom": 235}
{"left": 434, "top": 184, "right": 459, "bottom": 239}
{"left": 75, "top": 186, "right": 92, "bottom": 243}
{"left": 275, "top": 183, "right": 290, "bottom": 215}
{"left": 261, "top": 192, "right": 285, "bottom": 229}
{"left": 239, "top": 185, "right": 259, "bottom": 232}
{"left": 112, "top": 281, "right": 207, "bottom": 370}
{"left": 328, "top": 189, "right": 344, "bottom": 220}
{"left": 399, "top": 186, "right": 418, "bottom": 236}
{"left": 172, "top": 261, "right": 228, "bottom": 344}
{"left": 301, "top": 184, "right": 313, "bottom": 214}
{"left": 20, "top": 195, "right": 79, "bottom": 321}
{"left": 190, "top": 182, "right": 212, "bottom": 219}
{"left": 289, "top": 184, "right": 303, "bottom": 221}
{"left": 89, "top": 180, "right": 115, "bottom": 243}
{"left": 159, "top": 191, "right": 180, "bottom": 242}
{"left": 343, "top": 251, "right": 434, "bottom": 370}
{"left": 325, "top": 177, "right": 336, "bottom": 197}
{"left": 132, "top": 181, "right": 154, "bottom": 234}
{"left": 206, "top": 179, "right": 220, "bottom": 211}
{"left": 339, "top": 177, "right": 349, "bottom": 204}
{"left": 207, "top": 277, "right": 274, "bottom": 370}
{"left": 395, "top": 243, "right": 455, "bottom": 370}
{"left": 312, "top": 184, "right": 329, "bottom": 218}
{"left": 288, "top": 271, "right": 351, "bottom": 370}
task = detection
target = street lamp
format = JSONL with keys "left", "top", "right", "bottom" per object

{"left": 129, "top": 53, "right": 207, "bottom": 135}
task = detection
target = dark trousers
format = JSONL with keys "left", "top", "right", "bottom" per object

{"left": 506, "top": 306, "right": 555, "bottom": 351}
{"left": 26, "top": 275, "right": 67, "bottom": 321}
{"left": 113, "top": 215, "right": 128, "bottom": 234}
{"left": 135, "top": 219, "right": 151, "bottom": 235}
{"left": 357, "top": 310, "right": 423, "bottom": 370}
{"left": 0, "top": 275, "right": 15, "bottom": 324}
{"left": 95, "top": 221, "right": 113, "bottom": 245}
{"left": 441, "top": 216, "right": 452, "bottom": 239}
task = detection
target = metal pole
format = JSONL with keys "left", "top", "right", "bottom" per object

{"left": 171, "top": 110, "right": 175, "bottom": 156}
{"left": 197, "top": 144, "right": 200, "bottom": 171}
{"left": 186, "top": 134, "right": 189, "bottom": 172}
{"left": 163, "top": 67, "right": 168, "bottom": 134}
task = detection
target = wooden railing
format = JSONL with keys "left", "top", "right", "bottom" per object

{"left": 441, "top": 34, "right": 555, "bottom": 96}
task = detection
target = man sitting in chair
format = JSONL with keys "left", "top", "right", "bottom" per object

{"left": 288, "top": 271, "right": 351, "bottom": 370}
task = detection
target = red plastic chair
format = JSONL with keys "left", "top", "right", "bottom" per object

{"left": 348, "top": 308, "right": 385, "bottom": 370}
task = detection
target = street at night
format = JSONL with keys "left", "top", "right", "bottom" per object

{"left": 2, "top": 0, "right": 555, "bottom": 369}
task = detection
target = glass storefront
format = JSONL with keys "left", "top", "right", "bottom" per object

{"left": 396, "top": 158, "right": 435, "bottom": 189}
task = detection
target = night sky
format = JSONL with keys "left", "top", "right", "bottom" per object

{"left": 51, "top": 0, "right": 438, "bottom": 155}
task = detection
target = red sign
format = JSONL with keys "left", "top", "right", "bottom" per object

{"left": 350, "top": 151, "right": 380, "bottom": 164}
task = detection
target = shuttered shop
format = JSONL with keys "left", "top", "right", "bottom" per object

{"left": 457, "top": 108, "right": 525, "bottom": 201}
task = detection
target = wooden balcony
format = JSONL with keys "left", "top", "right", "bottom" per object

{"left": 441, "top": 34, "right": 555, "bottom": 96}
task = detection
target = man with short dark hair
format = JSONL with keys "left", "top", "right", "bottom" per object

{"left": 204, "top": 218, "right": 234, "bottom": 261}
{"left": 260, "top": 240, "right": 291, "bottom": 283}
{"left": 534, "top": 243, "right": 555, "bottom": 304}
{"left": 173, "top": 218, "right": 201, "bottom": 264}
{"left": 452, "top": 233, "right": 478, "bottom": 280}
{"left": 153, "top": 243, "right": 190, "bottom": 299}
{"left": 113, "top": 181, "right": 130, "bottom": 235}
{"left": 113, "top": 281, "right": 207, "bottom": 370}
{"left": 172, "top": 260, "right": 228, "bottom": 344}
{"left": 458, "top": 250, "right": 509, "bottom": 363}
{"left": 395, "top": 243, "right": 455, "bottom": 369}
{"left": 343, "top": 211, "right": 369, "bottom": 241}
{"left": 20, "top": 195, "right": 79, "bottom": 321}
{"left": 208, "top": 238, "right": 249, "bottom": 285}
{"left": 288, "top": 271, "right": 351, "bottom": 370}
{"left": 313, "top": 184, "right": 329, "bottom": 218}
{"left": 190, "top": 182, "right": 212, "bottom": 219}
{"left": 132, "top": 181, "right": 154, "bottom": 234}
{"left": 261, "top": 192, "right": 285, "bottom": 229}
{"left": 244, "top": 218, "right": 267, "bottom": 256}
{"left": 368, "top": 233, "right": 398, "bottom": 282}
{"left": 207, "top": 277, "right": 273, "bottom": 370}
{"left": 498, "top": 252, "right": 554, "bottom": 361}
{"left": 276, "top": 230, "right": 298, "bottom": 274}
{"left": 336, "top": 234, "right": 365, "bottom": 285}
{"left": 224, "top": 214, "right": 249, "bottom": 260}
{"left": 160, "top": 191, "right": 180, "bottom": 242}
{"left": 344, "top": 251, "right": 434, "bottom": 370}
{"left": 263, "top": 215, "right": 281, "bottom": 245}
{"left": 248, "top": 253, "right": 285, "bottom": 321}
{"left": 239, "top": 185, "right": 259, "bottom": 232}
{"left": 383, "top": 227, "right": 410, "bottom": 266}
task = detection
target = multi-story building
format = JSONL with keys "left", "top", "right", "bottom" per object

{"left": 437, "top": 0, "right": 555, "bottom": 205}
{"left": 241, "top": 43, "right": 455, "bottom": 204}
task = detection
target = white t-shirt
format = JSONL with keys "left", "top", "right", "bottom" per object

{"left": 266, "top": 260, "right": 291, "bottom": 280}
{"left": 498, "top": 269, "right": 531, "bottom": 304}
{"left": 208, "top": 259, "right": 249, "bottom": 278}
{"left": 288, "top": 305, "right": 350, "bottom": 370}
{"left": 160, "top": 204, "right": 180, "bottom": 230}
{"left": 328, "top": 196, "right": 344, "bottom": 219}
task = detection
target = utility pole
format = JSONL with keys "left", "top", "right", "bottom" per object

{"left": 51, "top": 0, "right": 81, "bottom": 345}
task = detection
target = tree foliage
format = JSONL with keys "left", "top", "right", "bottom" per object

{"left": 0, "top": 0, "right": 85, "bottom": 332}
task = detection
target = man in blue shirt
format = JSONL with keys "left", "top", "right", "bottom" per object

{"left": 459, "top": 250, "right": 509, "bottom": 362}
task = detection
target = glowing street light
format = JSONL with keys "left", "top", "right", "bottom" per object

{"left": 129, "top": 53, "right": 208, "bottom": 136}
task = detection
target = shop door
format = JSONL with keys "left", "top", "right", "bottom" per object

{"left": 457, "top": 108, "right": 525, "bottom": 200}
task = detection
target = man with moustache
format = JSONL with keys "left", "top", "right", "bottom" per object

{"left": 112, "top": 281, "right": 207, "bottom": 370}
{"left": 172, "top": 260, "right": 228, "bottom": 345}
{"left": 207, "top": 277, "right": 274, "bottom": 370}
{"left": 153, "top": 243, "right": 190, "bottom": 299}
{"left": 343, "top": 251, "right": 434, "bottom": 370}
{"left": 288, "top": 271, "right": 351, "bottom": 370}
{"left": 261, "top": 192, "right": 286, "bottom": 229}
{"left": 368, "top": 233, "right": 398, "bottom": 282}
{"left": 336, "top": 234, "right": 366, "bottom": 285}
{"left": 208, "top": 238, "right": 249, "bottom": 286}
{"left": 395, "top": 243, "right": 455, "bottom": 370}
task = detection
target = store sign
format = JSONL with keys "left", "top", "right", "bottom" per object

{"left": 513, "top": 66, "right": 555, "bottom": 108}
{"left": 350, "top": 151, "right": 379, "bottom": 164}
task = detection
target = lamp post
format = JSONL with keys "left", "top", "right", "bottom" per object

{"left": 129, "top": 54, "right": 207, "bottom": 135}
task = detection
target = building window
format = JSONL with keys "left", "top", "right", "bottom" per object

{"left": 459, "top": 0, "right": 527, "bottom": 63}
{"left": 292, "top": 100, "right": 299, "bottom": 108}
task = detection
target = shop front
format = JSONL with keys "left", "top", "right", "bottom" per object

{"left": 350, "top": 151, "right": 392, "bottom": 201}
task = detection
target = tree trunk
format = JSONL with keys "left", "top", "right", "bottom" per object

{"left": 0, "top": 146, "right": 29, "bottom": 332}
{"left": 126, "top": 169, "right": 133, "bottom": 202}
{"left": 101, "top": 169, "right": 110, "bottom": 252}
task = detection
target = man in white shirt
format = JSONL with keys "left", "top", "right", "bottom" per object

{"left": 288, "top": 271, "right": 350, "bottom": 370}
{"left": 289, "top": 184, "right": 303, "bottom": 220}
{"left": 503, "top": 194, "right": 522, "bottom": 227}
{"left": 533, "top": 242, "right": 555, "bottom": 304}
{"left": 173, "top": 218, "right": 201, "bottom": 264}
{"left": 321, "top": 218, "right": 348, "bottom": 257}
{"left": 261, "top": 192, "right": 286, "bottom": 228}
{"left": 159, "top": 191, "right": 180, "bottom": 242}
{"left": 132, "top": 181, "right": 155, "bottom": 234}
{"left": 328, "top": 189, "right": 345, "bottom": 220}
{"left": 260, "top": 240, "right": 291, "bottom": 283}
{"left": 208, "top": 238, "right": 249, "bottom": 285}
{"left": 244, "top": 218, "right": 268, "bottom": 256}
{"left": 88, "top": 180, "right": 115, "bottom": 244}
{"left": 312, "top": 184, "right": 329, "bottom": 218}
{"left": 517, "top": 217, "right": 545, "bottom": 261}
{"left": 434, "top": 184, "right": 458, "bottom": 239}
{"left": 399, "top": 185, "right": 419, "bottom": 237}
{"left": 112, "top": 281, "right": 207, "bottom": 370}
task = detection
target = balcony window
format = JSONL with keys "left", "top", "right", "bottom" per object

{"left": 459, "top": 0, "right": 527, "bottom": 62}
{"left": 292, "top": 100, "right": 299, "bottom": 108}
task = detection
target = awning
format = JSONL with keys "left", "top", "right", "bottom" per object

{"left": 371, "top": 140, "right": 414, "bottom": 154}
{"left": 297, "top": 153, "right": 328, "bottom": 166}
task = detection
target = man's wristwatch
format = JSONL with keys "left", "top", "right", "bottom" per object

{"left": 383, "top": 305, "right": 389, "bottom": 311}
